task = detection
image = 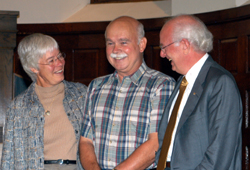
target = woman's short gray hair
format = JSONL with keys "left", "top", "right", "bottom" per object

{"left": 17, "top": 33, "right": 59, "bottom": 81}
{"left": 172, "top": 15, "right": 213, "bottom": 53}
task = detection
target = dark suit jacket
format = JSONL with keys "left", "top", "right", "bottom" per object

{"left": 155, "top": 56, "right": 242, "bottom": 170}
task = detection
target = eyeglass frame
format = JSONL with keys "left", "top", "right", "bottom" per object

{"left": 38, "top": 52, "right": 66, "bottom": 66}
{"left": 159, "top": 41, "right": 179, "bottom": 53}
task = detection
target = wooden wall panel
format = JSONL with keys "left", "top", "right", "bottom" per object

{"left": 248, "top": 36, "right": 250, "bottom": 74}
{"left": 72, "top": 49, "right": 99, "bottom": 84}
{"left": 219, "top": 38, "right": 238, "bottom": 74}
{"left": 97, "top": 49, "right": 115, "bottom": 76}
{"left": 243, "top": 88, "right": 250, "bottom": 170}
{"left": 78, "top": 34, "right": 106, "bottom": 49}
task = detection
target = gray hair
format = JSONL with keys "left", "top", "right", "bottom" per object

{"left": 17, "top": 33, "right": 59, "bottom": 81}
{"left": 137, "top": 21, "right": 145, "bottom": 44}
{"left": 171, "top": 15, "right": 213, "bottom": 53}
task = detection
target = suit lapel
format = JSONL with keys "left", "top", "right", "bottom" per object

{"left": 176, "top": 56, "right": 214, "bottom": 134}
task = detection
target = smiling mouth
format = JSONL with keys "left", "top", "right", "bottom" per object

{"left": 110, "top": 53, "right": 127, "bottom": 60}
{"left": 169, "top": 59, "right": 172, "bottom": 61}
{"left": 115, "top": 57, "right": 126, "bottom": 60}
{"left": 55, "top": 69, "right": 63, "bottom": 73}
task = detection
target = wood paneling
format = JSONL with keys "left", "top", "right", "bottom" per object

{"left": 220, "top": 38, "right": 238, "bottom": 74}
{"left": 0, "top": 11, "right": 19, "bottom": 127}
{"left": 14, "top": 4, "right": 250, "bottom": 169}
{"left": 72, "top": 49, "right": 99, "bottom": 84}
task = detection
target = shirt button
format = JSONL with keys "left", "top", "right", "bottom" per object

{"left": 67, "top": 113, "right": 70, "bottom": 116}
{"left": 75, "top": 130, "right": 78, "bottom": 134}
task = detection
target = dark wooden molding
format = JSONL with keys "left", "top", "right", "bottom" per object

{"left": 91, "top": 0, "right": 160, "bottom": 4}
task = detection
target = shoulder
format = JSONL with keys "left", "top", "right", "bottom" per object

{"left": 11, "top": 82, "right": 36, "bottom": 105}
{"left": 202, "top": 56, "right": 236, "bottom": 84}
{"left": 201, "top": 63, "right": 240, "bottom": 99}
{"left": 7, "top": 83, "right": 36, "bottom": 116}
{"left": 64, "top": 80, "right": 88, "bottom": 93}
{"left": 88, "top": 74, "right": 112, "bottom": 89}
{"left": 145, "top": 67, "right": 176, "bottom": 84}
{"left": 207, "top": 63, "right": 237, "bottom": 86}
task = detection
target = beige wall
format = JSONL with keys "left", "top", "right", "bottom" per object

{"left": 172, "top": 0, "right": 235, "bottom": 16}
{"left": 0, "top": 0, "right": 249, "bottom": 23}
{"left": 64, "top": 1, "right": 171, "bottom": 22}
{"left": 0, "top": 0, "right": 89, "bottom": 23}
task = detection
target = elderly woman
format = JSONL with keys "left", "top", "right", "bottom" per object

{"left": 1, "top": 33, "right": 87, "bottom": 170}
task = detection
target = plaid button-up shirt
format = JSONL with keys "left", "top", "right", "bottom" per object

{"left": 81, "top": 62, "right": 175, "bottom": 169}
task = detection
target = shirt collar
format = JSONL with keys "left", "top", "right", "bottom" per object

{"left": 108, "top": 61, "right": 147, "bottom": 86}
{"left": 185, "top": 53, "right": 208, "bottom": 86}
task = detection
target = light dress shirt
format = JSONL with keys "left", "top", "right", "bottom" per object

{"left": 167, "top": 53, "right": 209, "bottom": 161}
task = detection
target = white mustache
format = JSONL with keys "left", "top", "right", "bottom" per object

{"left": 110, "top": 53, "right": 127, "bottom": 59}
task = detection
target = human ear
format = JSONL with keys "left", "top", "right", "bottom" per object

{"left": 181, "top": 39, "right": 191, "bottom": 54}
{"left": 30, "top": 67, "right": 39, "bottom": 74}
{"left": 139, "top": 37, "right": 147, "bottom": 53}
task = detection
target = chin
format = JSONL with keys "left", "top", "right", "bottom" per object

{"left": 60, "top": 77, "right": 65, "bottom": 82}
{"left": 56, "top": 77, "right": 64, "bottom": 84}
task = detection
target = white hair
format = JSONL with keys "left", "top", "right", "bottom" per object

{"left": 171, "top": 14, "right": 213, "bottom": 53}
{"left": 17, "top": 33, "right": 59, "bottom": 81}
{"left": 137, "top": 21, "right": 145, "bottom": 44}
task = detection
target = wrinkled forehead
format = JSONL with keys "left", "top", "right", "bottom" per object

{"left": 106, "top": 19, "right": 138, "bottom": 40}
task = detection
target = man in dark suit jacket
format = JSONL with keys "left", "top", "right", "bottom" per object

{"left": 155, "top": 14, "right": 242, "bottom": 170}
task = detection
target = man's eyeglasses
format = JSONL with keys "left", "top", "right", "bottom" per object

{"left": 38, "top": 52, "right": 66, "bottom": 66}
{"left": 159, "top": 41, "right": 178, "bottom": 53}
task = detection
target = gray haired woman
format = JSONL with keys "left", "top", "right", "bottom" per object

{"left": 1, "top": 33, "right": 87, "bottom": 170}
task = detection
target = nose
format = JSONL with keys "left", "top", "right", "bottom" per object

{"left": 160, "top": 50, "right": 166, "bottom": 58}
{"left": 112, "top": 43, "right": 121, "bottom": 53}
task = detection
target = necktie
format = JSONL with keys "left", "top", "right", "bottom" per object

{"left": 157, "top": 77, "right": 188, "bottom": 170}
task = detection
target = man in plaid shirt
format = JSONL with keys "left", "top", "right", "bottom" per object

{"left": 79, "top": 16, "right": 175, "bottom": 170}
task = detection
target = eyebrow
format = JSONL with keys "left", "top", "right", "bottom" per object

{"left": 45, "top": 56, "right": 54, "bottom": 61}
{"left": 119, "top": 38, "right": 130, "bottom": 42}
{"left": 106, "top": 38, "right": 130, "bottom": 42}
{"left": 45, "top": 52, "right": 60, "bottom": 61}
